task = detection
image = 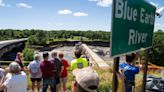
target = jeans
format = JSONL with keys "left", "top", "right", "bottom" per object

{"left": 55, "top": 76, "right": 60, "bottom": 85}
{"left": 42, "top": 77, "right": 56, "bottom": 92}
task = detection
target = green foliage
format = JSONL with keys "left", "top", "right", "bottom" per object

{"left": 23, "top": 48, "right": 35, "bottom": 61}
{"left": 0, "top": 29, "right": 110, "bottom": 43}
{"left": 27, "top": 30, "right": 48, "bottom": 45}
{"left": 27, "top": 35, "right": 38, "bottom": 45}
{"left": 0, "top": 29, "right": 38, "bottom": 41}
{"left": 149, "top": 31, "right": 164, "bottom": 66}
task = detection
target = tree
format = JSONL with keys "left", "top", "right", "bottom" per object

{"left": 27, "top": 35, "right": 37, "bottom": 45}
{"left": 23, "top": 48, "right": 35, "bottom": 61}
{"left": 157, "top": 29, "right": 163, "bottom": 32}
{"left": 27, "top": 30, "right": 48, "bottom": 45}
{"left": 149, "top": 31, "right": 164, "bottom": 66}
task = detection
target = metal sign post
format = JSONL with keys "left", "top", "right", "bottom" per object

{"left": 142, "top": 49, "right": 149, "bottom": 92}
{"left": 112, "top": 57, "right": 120, "bottom": 92}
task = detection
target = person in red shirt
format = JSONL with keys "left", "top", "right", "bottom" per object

{"left": 40, "top": 52, "right": 56, "bottom": 92}
{"left": 59, "top": 52, "right": 69, "bottom": 92}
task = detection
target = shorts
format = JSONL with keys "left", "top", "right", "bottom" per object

{"left": 31, "top": 78, "right": 42, "bottom": 82}
{"left": 55, "top": 76, "right": 60, "bottom": 84}
{"left": 60, "top": 77, "right": 67, "bottom": 84}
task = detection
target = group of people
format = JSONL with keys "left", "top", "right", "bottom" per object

{"left": 0, "top": 52, "right": 27, "bottom": 92}
{"left": 0, "top": 49, "right": 100, "bottom": 92}
{"left": 38, "top": 51, "right": 69, "bottom": 92}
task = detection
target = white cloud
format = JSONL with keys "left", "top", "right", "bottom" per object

{"left": 89, "top": 0, "right": 112, "bottom": 7}
{"left": 150, "top": 2, "right": 158, "bottom": 7}
{"left": 97, "top": 0, "right": 112, "bottom": 7}
{"left": 73, "top": 12, "right": 88, "bottom": 17}
{"left": 16, "top": 3, "right": 32, "bottom": 8}
{"left": 0, "top": 0, "right": 5, "bottom": 7}
{"left": 58, "top": 9, "right": 88, "bottom": 17}
{"left": 58, "top": 9, "right": 72, "bottom": 15}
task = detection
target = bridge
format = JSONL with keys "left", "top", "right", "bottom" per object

{"left": 0, "top": 38, "right": 27, "bottom": 59}
{"left": 81, "top": 44, "right": 109, "bottom": 68}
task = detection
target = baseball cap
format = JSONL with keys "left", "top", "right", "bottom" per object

{"left": 72, "top": 67, "right": 99, "bottom": 92}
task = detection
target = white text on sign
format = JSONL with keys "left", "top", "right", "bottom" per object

{"left": 128, "top": 29, "right": 147, "bottom": 45}
{"left": 115, "top": 0, "right": 155, "bottom": 25}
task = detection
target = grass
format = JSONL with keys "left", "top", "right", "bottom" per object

{"left": 94, "top": 67, "right": 112, "bottom": 92}
{"left": 66, "top": 67, "right": 113, "bottom": 92}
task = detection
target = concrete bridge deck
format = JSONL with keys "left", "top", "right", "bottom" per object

{"left": 81, "top": 44, "right": 109, "bottom": 68}
{"left": 0, "top": 38, "right": 27, "bottom": 59}
{"left": 0, "top": 38, "right": 27, "bottom": 49}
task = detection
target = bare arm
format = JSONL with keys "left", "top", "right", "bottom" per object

{"left": 0, "top": 75, "right": 5, "bottom": 86}
{"left": 60, "top": 66, "right": 64, "bottom": 76}
{"left": 0, "top": 84, "right": 6, "bottom": 90}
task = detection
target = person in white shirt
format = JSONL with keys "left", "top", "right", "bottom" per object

{"left": 0, "top": 67, "right": 5, "bottom": 92}
{"left": 28, "top": 54, "right": 42, "bottom": 92}
{"left": 0, "top": 62, "right": 27, "bottom": 92}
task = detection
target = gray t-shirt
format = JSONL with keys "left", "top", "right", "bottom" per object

{"left": 28, "top": 60, "right": 42, "bottom": 78}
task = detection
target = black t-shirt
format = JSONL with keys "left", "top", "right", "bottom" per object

{"left": 53, "top": 58, "right": 63, "bottom": 77}
{"left": 15, "top": 59, "right": 24, "bottom": 70}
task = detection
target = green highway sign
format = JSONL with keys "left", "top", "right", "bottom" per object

{"left": 111, "top": 0, "right": 156, "bottom": 57}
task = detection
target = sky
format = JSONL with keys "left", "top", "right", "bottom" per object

{"left": 0, "top": 0, "right": 164, "bottom": 31}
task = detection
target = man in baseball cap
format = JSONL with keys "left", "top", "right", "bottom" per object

{"left": 72, "top": 67, "right": 99, "bottom": 92}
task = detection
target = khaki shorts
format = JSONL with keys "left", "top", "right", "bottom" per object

{"left": 60, "top": 77, "right": 67, "bottom": 84}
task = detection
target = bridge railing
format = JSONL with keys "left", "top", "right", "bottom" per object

{"left": 0, "top": 61, "right": 29, "bottom": 66}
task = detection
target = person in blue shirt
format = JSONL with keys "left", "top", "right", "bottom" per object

{"left": 119, "top": 53, "right": 140, "bottom": 92}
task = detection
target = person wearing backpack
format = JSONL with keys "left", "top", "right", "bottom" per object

{"left": 119, "top": 53, "right": 140, "bottom": 92}
{"left": 28, "top": 54, "right": 42, "bottom": 92}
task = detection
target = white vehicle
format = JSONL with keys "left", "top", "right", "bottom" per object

{"left": 146, "top": 75, "right": 164, "bottom": 92}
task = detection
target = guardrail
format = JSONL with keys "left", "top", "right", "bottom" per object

{"left": 0, "top": 61, "right": 29, "bottom": 66}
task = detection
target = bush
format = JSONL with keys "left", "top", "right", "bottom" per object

{"left": 23, "top": 48, "right": 35, "bottom": 61}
